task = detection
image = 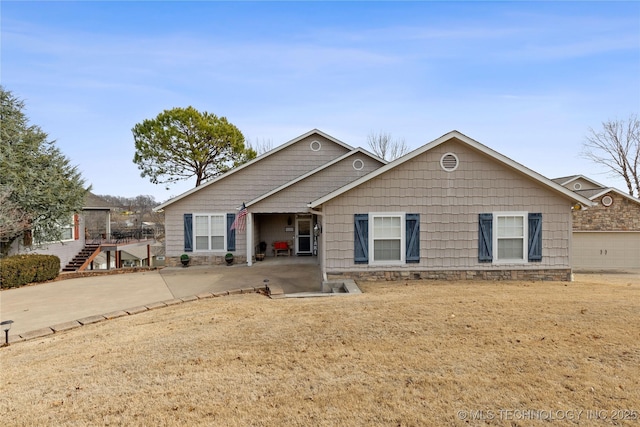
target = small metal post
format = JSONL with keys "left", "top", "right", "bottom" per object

{"left": 1, "top": 320, "right": 14, "bottom": 346}
{"left": 263, "top": 279, "right": 270, "bottom": 293}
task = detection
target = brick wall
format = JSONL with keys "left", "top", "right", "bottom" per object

{"left": 573, "top": 192, "right": 640, "bottom": 231}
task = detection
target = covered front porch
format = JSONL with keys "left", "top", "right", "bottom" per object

{"left": 244, "top": 212, "right": 322, "bottom": 268}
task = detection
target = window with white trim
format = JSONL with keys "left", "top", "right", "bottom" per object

{"left": 35, "top": 216, "right": 75, "bottom": 244}
{"left": 194, "top": 214, "right": 226, "bottom": 251}
{"left": 370, "top": 213, "right": 404, "bottom": 263}
{"left": 60, "top": 221, "right": 74, "bottom": 241}
{"left": 494, "top": 212, "right": 527, "bottom": 262}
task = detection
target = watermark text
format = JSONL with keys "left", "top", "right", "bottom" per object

{"left": 456, "top": 409, "right": 638, "bottom": 422}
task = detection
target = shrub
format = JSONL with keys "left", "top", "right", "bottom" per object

{"left": 0, "top": 254, "right": 60, "bottom": 289}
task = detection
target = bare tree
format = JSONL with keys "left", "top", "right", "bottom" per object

{"left": 582, "top": 115, "right": 639, "bottom": 197}
{"left": 367, "top": 131, "right": 409, "bottom": 161}
{"left": 248, "top": 138, "right": 274, "bottom": 155}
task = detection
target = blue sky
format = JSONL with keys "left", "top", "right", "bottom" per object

{"left": 2, "top": 1, "right": 639, "bottom": 203}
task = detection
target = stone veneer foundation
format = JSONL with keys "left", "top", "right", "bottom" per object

{"left": 327, "top": 269, "right": 573, "bottom": 282}
{"left": 166, "top": 255, "right": 247, "bottom": 267}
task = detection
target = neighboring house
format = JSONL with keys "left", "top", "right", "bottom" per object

{"left": 553, "top": 175, "right": 640, "bottom": 269}
{"left": 7, "top": 192, "right": 112, "bottom": 270}
{"left": 157, "top": 129, "right": 593, "bottom": 281}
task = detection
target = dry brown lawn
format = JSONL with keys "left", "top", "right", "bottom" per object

{"left": 1, "top": 274, "right": 639, "bottom": 426}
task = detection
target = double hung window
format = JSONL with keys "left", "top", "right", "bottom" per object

{"left": 372, "top": 214, "right": 403, "bottom": 262}
{"left": 194, "top": 214, "right": 226, "bottom": 251}
{"left": 478, "top": 212, "right": 542, "bottom": 263}
{"left": 354, "top": 213, "right": 419, "bottom": 264}
{"left": 495, "top": 214, "right": 526, "bottom": 262}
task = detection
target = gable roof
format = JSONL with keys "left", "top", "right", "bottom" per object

{"left": 246, "top": 148, "right": 385, "bottom": 207}
{"left": 310, "top": 130, "right": 595, "bottom": 208}
{"left": 552, "top": 174, "right": 605, "bottom": 188}
{"left": 577, "top": 187, "right": 640, "bottom": 205}
{"left": 155, "top": 129, "right": 356, "bottom": 211}
{"left": 554, "top": 175, "right": 640, "bottom": 205}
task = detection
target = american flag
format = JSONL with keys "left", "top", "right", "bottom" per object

{"left": 231, "top": 203, "right": 248, "bottom": 232}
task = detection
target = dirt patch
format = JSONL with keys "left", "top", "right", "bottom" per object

{"left": 1, "top": 275, "right": 638, "bottom": 426}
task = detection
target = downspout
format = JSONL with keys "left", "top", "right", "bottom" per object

{"left": 308, "top": 208, "right": 327, "bottom": 281}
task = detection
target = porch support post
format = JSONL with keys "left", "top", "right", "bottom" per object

{"left": 309, "top": 208, "right": 327, "bottom": 282}
{"left": 246, "top": 212, "right": 253, "bottom": 266}
{"left": 320, "top": 216, "right": 326, "bottom": 281}
{"left": 106, "top": 211, "right": 111, "bottom": 238}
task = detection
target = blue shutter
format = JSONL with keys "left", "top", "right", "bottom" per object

{"left": 227, "top": 213, "right": 236, "bottom": 252}
{"left": 184, "top": 213, "right": 193, "bottom": 252}
{"left": 528, "top": 213, "right": 542, "bottom": 262}
{"left": 354, "top": 214, "right": 369, "bottom": 264}
{"left": 405, "top": 213, "right": 420, "bottom": 263}
{"left": 478, "top": 213, "right": 492, "bottom": 262}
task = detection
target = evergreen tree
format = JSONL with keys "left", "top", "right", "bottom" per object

{"left": 0, "top": 87, "right": 88, "bottom": 255}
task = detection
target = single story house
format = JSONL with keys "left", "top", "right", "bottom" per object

{"left": 553, "top": 175, "right": 640, "bottom": 269}
{"left": 156, "top": 129, "right": 594, "bottom": 281}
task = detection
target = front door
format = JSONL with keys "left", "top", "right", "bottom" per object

{"left": 296, "top": 216, "right": 312, "bottom": 255}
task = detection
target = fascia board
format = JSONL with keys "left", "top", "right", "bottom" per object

{"left": 608, "top": 187, "right": 640, "bottom": 205}
{"left": 559, "top": 175, "right": 606, "bottom": 188}
{"left": 554, "top": 175, "right": 579, "bottom": 186}
{"left": 585, "top": 188, "right": 613, "bottom": 200}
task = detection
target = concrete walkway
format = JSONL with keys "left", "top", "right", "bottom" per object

{"left": 0, "top": 257, "right": 322, "bottom": 341}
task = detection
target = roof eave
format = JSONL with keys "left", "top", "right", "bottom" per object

{"left": 608, "top": 187, "right": 640, "bottom": 204}
{"left": 556, "top": 174, "right": 606, "bottom": 188}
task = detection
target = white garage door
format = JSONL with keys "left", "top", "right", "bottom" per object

{"left": 572, "top": 232, "right": 640, "bottom": 269}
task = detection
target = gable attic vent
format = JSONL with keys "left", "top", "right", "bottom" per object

{"left": 310, "top": 140, "right": 322, "bottom": 151}
{"left": 353, "top": 159, "right": 364, "bottom": 170}
{"left": 440, "top": 153, "right": 459, "bottom": 172}
{"left": 573, "top": 182, "right": 582, "bottom": 190}
{"left": 601, "top": 195, "right": 613, "bottom": 207}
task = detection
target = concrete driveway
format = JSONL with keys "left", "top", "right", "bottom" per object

{"left": 0, "top": 257, "right": 322, "bottom": 340}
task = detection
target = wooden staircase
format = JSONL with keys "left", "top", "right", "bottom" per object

{"left": 62, "top": 244, "right": 101, "bottom": 272}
